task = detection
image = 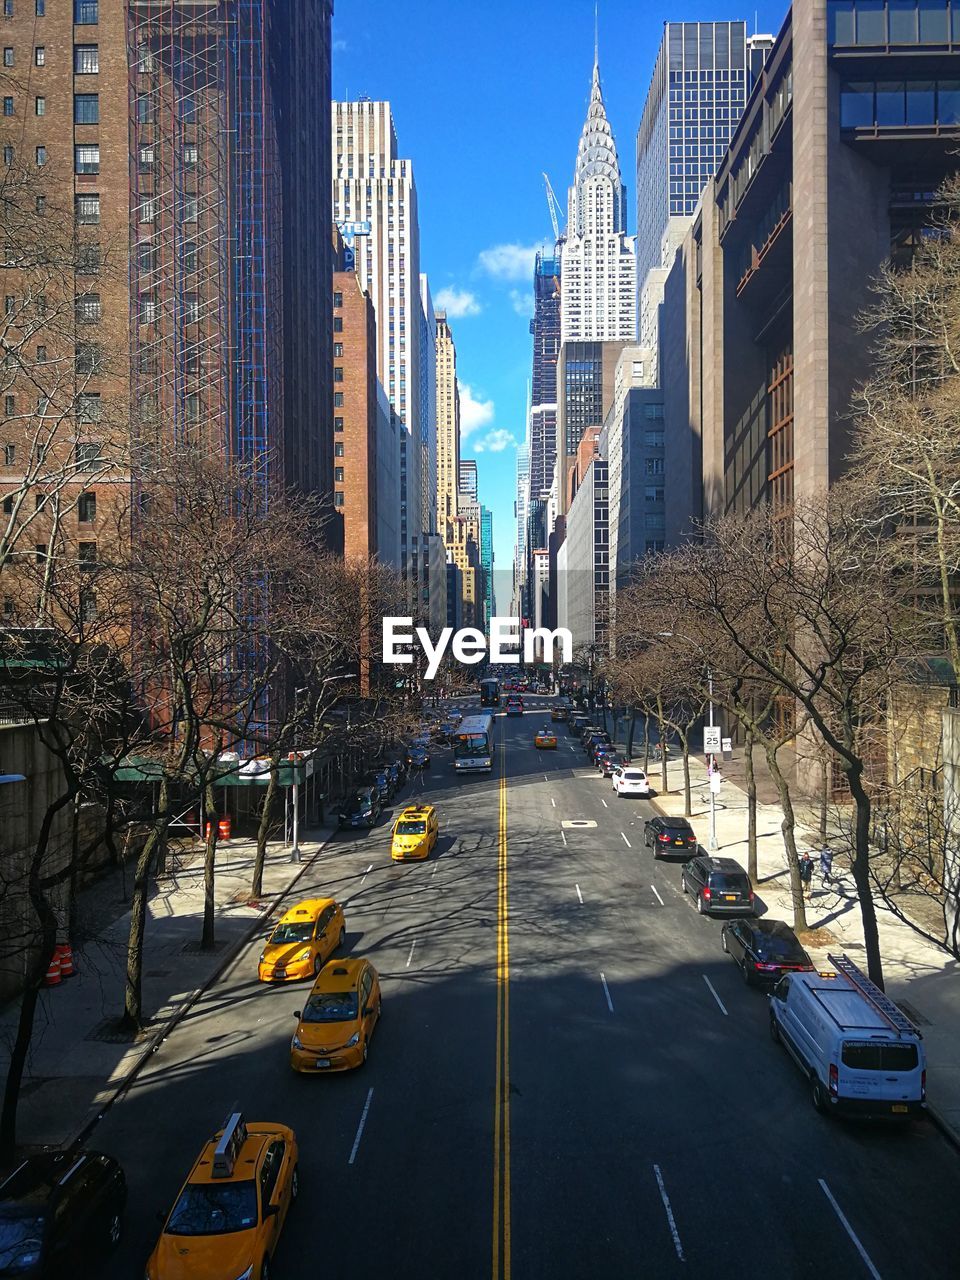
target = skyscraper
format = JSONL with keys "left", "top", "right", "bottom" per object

{"left": 635, "top": 22, "right": 769, "bottom": 353}
{"left": 512, "top": 442, "right": 530, "bottom": 615}
{"left": 435, "top": 311, "right": 461, "bottom": 528}
{"left": 480, "top": 505, "right": 494, "bottom": 628}
{"left": 560, "top": 54, "right": 637, "bottom": 343}
{"left": 458, "top": 459, "right": 478, "bottom": 507}
{"left": 332, "top": 101, "right": 423, "bottom": 582}
{"left": 529, "top": 254, "right": 561, "bottom": 504}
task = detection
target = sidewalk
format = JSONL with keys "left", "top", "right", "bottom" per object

{"left": 0, "top": 823, "right": 338, "bottom": 1151}
{"left": 650, "top": 751, "right": 960, "bottom": 1144}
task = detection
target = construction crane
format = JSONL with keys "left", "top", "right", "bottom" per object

{"left": 542, "top": 172, "right": 565, "bottom": 246}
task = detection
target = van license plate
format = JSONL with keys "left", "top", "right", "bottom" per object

{"left": 315, "top": 1059, "right": 330, "bottom": 1068}
{"left": 724, "top": 895, "right": 736, "bottom": 901}
{"left": 891, "top": 1104, "right": 908, "bottom": 1113}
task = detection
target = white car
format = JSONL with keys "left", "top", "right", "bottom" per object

{"left": 612, "top": 766, "right": 650, "bottom": 797}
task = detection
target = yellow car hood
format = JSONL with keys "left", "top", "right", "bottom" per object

{"left": 393, "top": 837, "right": 426, "bottom": 851}
{"left": 262, "top": 941, "right": 313, "bottom": 965}
{"left": 151, "top": 1228, "right": 256, "bottom": 1279}
{"left": 296, "top": 1018, "right": 357, "bottom": 1051}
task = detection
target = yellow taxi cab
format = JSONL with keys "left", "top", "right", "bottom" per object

{"left": 290, "top": 957, "right": 382, "bottom": 1073}
{"left": 257, "top": 898, "right": 345, "bottom": 983}
{"left": 146, "top": 1112, "right": 297, "bottom": 1280}
{"left": 534, "top": 727, "right": 558, "bottom": 749}
{"left": 390, "top": 804, "right": 439, "bottom": 861}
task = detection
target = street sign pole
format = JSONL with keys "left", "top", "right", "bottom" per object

{"left": 706, "top": 669, "right": 719, "bottom": 851}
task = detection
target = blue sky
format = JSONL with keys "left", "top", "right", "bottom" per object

{"left": 332, "top": 0, "right": 788, "bottom": 588}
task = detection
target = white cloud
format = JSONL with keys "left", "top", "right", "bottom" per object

{"left": 509, "top": 289, "right": 534, "bottom": 318}
{"left": 477, "top": 242, "right": 545, "bottom": 282}
{"left": 458, "top": 382, "right": 495, "bottom": 437}
{"left": 474, "top": 429, "right": 518, "bottom": 454}
{"left": 434, "top": 286, "right": 482, "bottom": 319}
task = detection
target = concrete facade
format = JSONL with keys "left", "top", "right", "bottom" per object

{"left": 435, "top": 311, "right": 460, "bottom": 527}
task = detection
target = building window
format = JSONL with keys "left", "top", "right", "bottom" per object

{"left": 645, "top": 457, "right": 664, "bottom": 476}
{"left": 75, "top": 292, "right": 101, "bottom": 323}
{"left": 74, "top": 94, "right": 99, "bottom": 125}
{"left": 34, "top": 96, "right": 44, "bottom": 116}
{"left": 2, "top": 144, "right": 11, "bottom": 165}
{"left": 4, "top": 295, "right": 14, "bottom": 315}
{"left": 334, "top": 467, "right": 344, "bottom": 483}
{"left": 76, "top": 392, "right": 100, "bottom": 423}
{"left": 185, "top": 393, "right": 200, "bottom": 422}
{"left": 78, "top": 540, "right": 97, "bottom": 567}
{"left": 35, "top": 194, "right": 45, "bottom": 215}
{"left": 334, "top": 343, "right": 343, "bottom": 357}
{"left": 35, "top": 146, "right": 46, "bottom": 166}
{"left": 75, "top": 342, "right": 101, "bottom": 375}
{"left": 183, "top": 143, "right": 198, "bottom": 166}
{"left": 3, "top": 48, "right": 13, "bottom": 67}
{"left": 77, "top": 243, "right": 100, "bottom": 275}
{"left": 77, "top": 491, "right": 96, "bottom": 522}
{"left": 35, "top": 344, "right": 45, "bottom": 362}
{"left": 183, "top": 291, "right": 199, "bottom": 324}
{"left": 181, "top": 195, "right": 198, "bottom": 223}
{"left": 334, "top": 492, "right": 344, "bottom": 508}
{"left": 74, "top": 43, "right": 98, "bottom": 73}
{"left": 76, "top": 193, "right": 100, "bottom": 224}
{"left": 333, "top": 291, "right": 343, "bottom": 308}
{"left": 334, "top": 391, "right": 344, "bottom": 407}
{"left": 334, "top": 416, "right": 344, "bottom": 431}
{"left": 139, "top": 196, "right": 157, "bottom": 224}
{"left": 34, "top": 45, "right": 44, "bottom": 65}
{"left": 138, "top": 144, "right": 153, "bottom": 171}
{"left": 74, "top": 144, "right": 99, "bottom": 175}
{"left": 3, "top": 98, "right": 14, "bottom": 117}
{"left": 334, "top": 442, "right": 344, "bottom": 457}
{"left": 75, "top": 440, "right": 101, "bottom": 470}
{"left": 333, "top": 366, "right": 344, "bottom": 382}
{"left": 36, "top": 0, "right": 44, "bottom": 13}
{"left": 74, "top": 0, "right": 98, "bottom": 23}
{"left": 3, "top": 443, "right": 14, "bottom": 465}
{"left": 136, "top": 93, "right": 153, "bottom": 124}
{"left": 79, "top": 588, "right": 97, "bottom": 622}
{"left": 333, "top": 316, "right": 343, "bottom": 333}
{"left": 4, "top": 393, "right": 14, "bottom": 415}
{"left": 3, "top": 2, "right": 11, "bottom": 17}
{"left": 138, "top": 293, "right": 157, "bottom": 324}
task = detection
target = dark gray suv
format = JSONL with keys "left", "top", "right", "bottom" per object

{"left": 681, "top": 855, "right": 755, "bottom": 916}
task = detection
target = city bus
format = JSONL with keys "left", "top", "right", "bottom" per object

{"left": 479, "top": 677, "right": 500, "bottom": 707}
{"left": 454, "top": 713, "right": 495, "bottom": 772}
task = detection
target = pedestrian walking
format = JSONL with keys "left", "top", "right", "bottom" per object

{"left": 799, "top": 851, "right": 813, "bottom": 899}
{"left": 819, "top": 844, "right": 834, "bottom": 888}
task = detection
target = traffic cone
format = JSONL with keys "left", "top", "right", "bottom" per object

{"left": 56, "top": 943, "right": 76, "bottom": 978}
{"left": 42, "top": 952, "right": 61, "bottom": 987}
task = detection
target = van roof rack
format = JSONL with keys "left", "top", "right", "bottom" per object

{"left": 827, "top": 953, "right": 921, "bottom": 1039}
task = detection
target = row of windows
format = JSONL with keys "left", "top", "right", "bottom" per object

{"left": 829, "top": 0, "right": 960, "bottom": 47}
{"left": 1, "top": 0, "right": 50, "bottom": 15}
{"left": 840, "top": 76, "right": 960, "bottom": 126}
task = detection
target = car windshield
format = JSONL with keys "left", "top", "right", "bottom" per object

{"left": 302, "top": 991, "right": 359, "bottom": 1022}
{"left": 344, "top": 792, "right": 371, "bottom": 813}
{"left": 0, "top": 1217, "right": 44, "bottom": 1269}
{"left": 396, "top": 820, "right": 426, "bottom": 835}
{"left": 455, "top": 734, "right": 489, "bottom": 757}
{"left": 165, "top": 1182, "right": 258, "bottom": 1236}
{"left": 269, "top": 922, "right": 314, "bottom": 944}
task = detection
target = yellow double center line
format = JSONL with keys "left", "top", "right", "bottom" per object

{"left": 492, "top": 730, "right": 511, "bottom": 1279}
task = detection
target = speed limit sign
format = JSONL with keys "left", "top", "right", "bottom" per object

{"left": 704, "top": 726, "right": 721, "bottom": 753}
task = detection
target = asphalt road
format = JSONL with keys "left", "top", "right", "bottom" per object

{"left": 94, "top": 695, "right": 957, "bottom": 1279}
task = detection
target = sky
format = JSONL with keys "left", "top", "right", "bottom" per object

{"left": 331, "top": 0, "right": 789, "bottom": 593}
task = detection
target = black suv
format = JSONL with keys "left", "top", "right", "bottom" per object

{"left": 0, "top": 1150, "right": 126, "bottom": 1276}
{"left": 643, "top": 815, "right": 698, "bottom": 857}
{"left": 720, "top": 917, "right": 814, "bottom": 986}
{"left": 681, "top": 855, "right": 755, "bottom": 915}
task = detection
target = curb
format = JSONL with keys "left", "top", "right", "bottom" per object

{"left": 70, "top": 830, "right": 337, "bottom": 1152}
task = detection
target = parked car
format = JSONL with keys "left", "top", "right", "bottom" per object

{"left": 408, "top": 744, "right": 431, "bottom": 769}
{"left": 0, "top": 1150, "right": 126, "bottom": 1276}
{"left": 369, "top": 769, "right": 393, "bottom": 802}
{"left": 643, "top": 815, "right": 697, "bottom": 855}
{"left": 384, "top": 760, "right": 405, "bottom": 791}
{"left": 612, "top": 764, "right": 650, "bottom": 795}
{"left": 337, "top": 786, "right": 381, "bottom": 828}
{"left": 568, "top": 714, "right": 589, "bottom": 736}
{"left": 721, "top": 917, "right": 814, "bottom": 986}
{"left": 769, "top": 954, "right": 926, "bottom": 1118}
{"left": 681, "top": 855, "right": 754, "bottom": 915}
{"left": 597, "top": 750, "right": 626, "bottom": 777}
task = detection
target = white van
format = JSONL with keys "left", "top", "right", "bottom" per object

{"left": 768, "top": 952, "right": 926, "bottom": 1119}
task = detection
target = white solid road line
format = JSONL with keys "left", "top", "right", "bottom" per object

{"left": 818, "top": 1179, "right": 883, "bottom": 1280}
{"left": 702, "top": 974, "right": 729, "bottom": 1016}
{"left": 653, "top": 1164, "right": 686, "bottom": 1262}
{"left": 348, "top": 1087, "right": 375, "bottom": 1165}
{"left": 600, "top": 972, "right": 614, "bottom": 1013}
{"left": 575, "top": 883, "right": 584, "bottom": 904}
{"left": 620, "top": 831, "right": 632, "bottom": 848}
{"left": 600, "top": 798, "right": 608, "bottom": 808}
{"left": 406, "top": 938, "right": 417, "bottom": 968}
{"left": 651, "top": 884, "right": 665, "bottom": 906}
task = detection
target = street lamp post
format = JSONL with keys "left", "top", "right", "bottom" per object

{"left": 707, "top": 667, "right": 719, "bottom": 851}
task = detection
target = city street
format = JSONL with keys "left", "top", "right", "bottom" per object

{"left": 95, "top": 697, "right": 957, "bottom": 1280}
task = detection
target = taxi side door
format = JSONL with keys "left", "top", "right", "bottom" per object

{"left": 428, "top": 809, "right": 439, "bottom": 851}
{"left": 257, "top": 1139, "right": 291, "bottom": 1257}
{"left": 315, "top": 906, "right": 335, "bottom": 963}
{"left": 359, "top": 967, "right": 378, "bottom": 1044}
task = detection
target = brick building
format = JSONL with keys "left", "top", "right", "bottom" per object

{"left": 333, "top": 271, "right": 378, "bottom": 562}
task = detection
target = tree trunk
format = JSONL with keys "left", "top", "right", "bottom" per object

{"left": 680, "top": 729, "right": 692, "bottom": 817}
{"left": 252, "top": 756, "right": 280, "bottom": 898}
{"left": 846, "top": 762, "right": 884, "bottom": 989}
{"left": 657, "top": 699, "right": 668, "bottom": 793}
{"left": 642, "top": 714, "right": 650, "bottom": 772}
{"left": 120, "top": 778, "right": 170, "bottom": 1032}
{"left": 744, "top": 726, "right": 758, "bottom": 883}
{"left": 626, "top": 707, "right": 636, "bottom": 758}
{"left": 764, "top": 742, "right": 806, "bottom": 932}
{"left": 201, "top": 780, "right": 219, "bottom": 951}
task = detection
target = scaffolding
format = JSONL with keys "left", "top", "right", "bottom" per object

{"left": 126, "top": 0, "right": 284, "bottom": 746}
